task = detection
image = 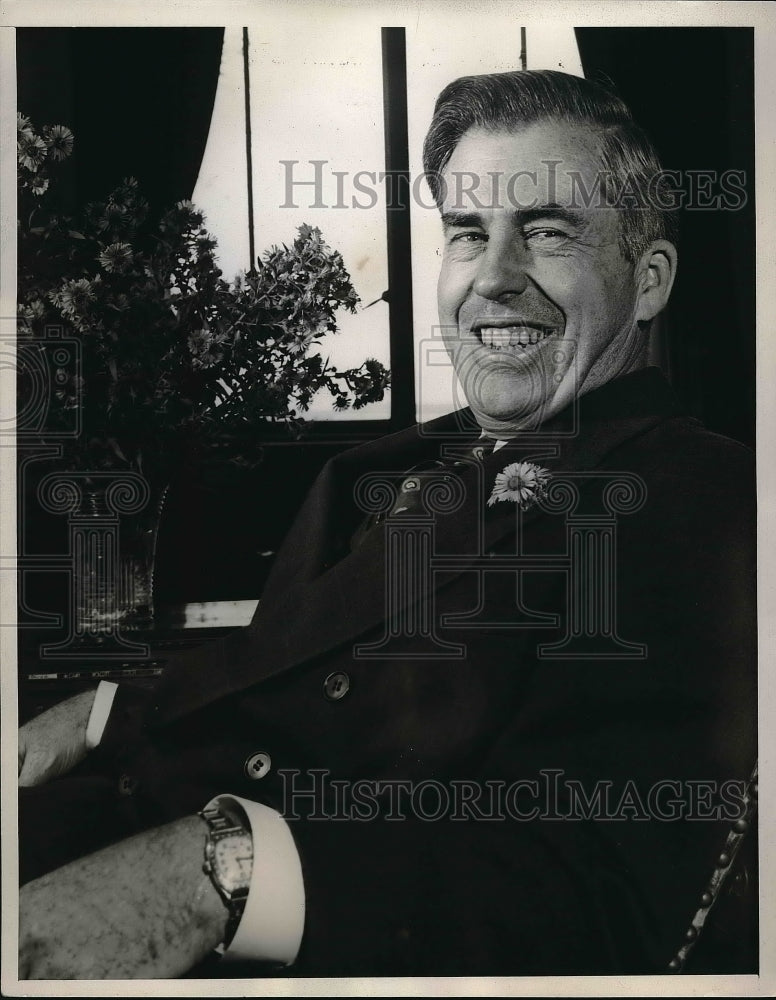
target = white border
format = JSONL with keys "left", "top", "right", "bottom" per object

{"left": 1, "top": 2, "right": 773, "bottom": 996}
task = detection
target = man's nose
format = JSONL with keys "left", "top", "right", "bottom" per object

{"left": 472, "top": 237, "right": 529, "bottom": 301}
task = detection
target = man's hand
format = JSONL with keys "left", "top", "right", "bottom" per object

{"left": 18, "top": 689, "right": 97, "bottom": 787}
{"left": 19, "top": 815, "right": 226, "bottom": 979}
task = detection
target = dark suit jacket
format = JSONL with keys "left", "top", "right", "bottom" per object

{"left": 37, "top": 367, "right": 758, "bottom": 976}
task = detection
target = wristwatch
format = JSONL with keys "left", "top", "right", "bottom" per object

{"left": 199, "top": 801, "right": 254, "bottom": 949}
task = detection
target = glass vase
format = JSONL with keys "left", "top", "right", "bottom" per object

{"left": 70, "top": 480, "right": 168, "bottom": 633}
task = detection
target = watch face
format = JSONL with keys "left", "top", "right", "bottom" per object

{"left": 213, "top": 833, "right": 253, "bottom": 891}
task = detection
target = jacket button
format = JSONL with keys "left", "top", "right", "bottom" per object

{"left": 324, "top": 671, "right": 350, "bottom": 701}
{"left": 118, "top": 773, "right": 138, "bottom": 796}
{"left": 244, "top": 751, "right": 272, "bottom": 779}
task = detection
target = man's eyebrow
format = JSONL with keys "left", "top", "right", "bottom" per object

{"left": 441, "top": 211, "right": 483, "bottom": 229}
{"left": 516, "top": 205, "right": 586, "bottom": 227}
{"left": 441, "top": 206, "right": 588, "bottom": 229}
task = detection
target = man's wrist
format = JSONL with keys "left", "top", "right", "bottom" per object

{"left": 184, "top": 815, "right": 232, "bottom": 957}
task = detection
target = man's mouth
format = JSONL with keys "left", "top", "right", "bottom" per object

{"left": 474, "top": 324, "right": 559, "bottom": 351}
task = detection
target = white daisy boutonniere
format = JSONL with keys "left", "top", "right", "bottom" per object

{"left": 487, "top": 461, "right": 551, "bottom": 510}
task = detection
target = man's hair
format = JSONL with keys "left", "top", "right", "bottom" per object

{"left": 423, "top": 69, "right": 678, "bottom": 263}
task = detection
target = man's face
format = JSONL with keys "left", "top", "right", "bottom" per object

{"left": 437, "top": 121, "right": 646, "bottom": 433}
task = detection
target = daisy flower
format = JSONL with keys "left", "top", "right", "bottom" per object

{"left": 288, "top": 332, "right": 316, "bottom": 357}
{"left": 197, "top": 236, "right": 217, "bottom": 255}
{"left": 187, "top": 329, "right": 220, "bottom": 369}
{"left": 487, "top": 461, "right": 551, "bottom": 509}
{"left": 52, "top": 278, "right": 96, "bottom": 319}
{"left": 174, "top": 200, "right": 204, "bottom": 225}
{"left": 19, "top": 299, "right": 47, "bottom": 322}
{"left": 18, "top": 132, "right": 47, "bottom": 170}
{"left": 104, "top": 202, "right": 129, "bottom": 227}
{"left": 98, "top": 242, "right": 133, "bottom": 274}
{"left": 45, "top": 125, "right": 74, "bottom": 161}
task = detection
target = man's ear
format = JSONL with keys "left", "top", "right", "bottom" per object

{"left": 634, "top": 240, "right": 678, "bottom": 324}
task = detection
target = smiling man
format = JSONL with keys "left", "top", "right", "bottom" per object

{"left": 18, "top": 71, "right": 756, "bottom": 979}
{"left": 427, "top": 73, "right": 677, "bottom": 434}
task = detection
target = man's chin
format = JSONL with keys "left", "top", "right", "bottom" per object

{"left": 463, "top": 364, "right": 590, "bottom": 434}
{"left": 459, "top": 372, "right": 559, "bottom": 428}
{"left": 468, "top": 393, "right": 557, "bottom": 434}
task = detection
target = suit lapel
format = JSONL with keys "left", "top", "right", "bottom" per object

{"left": 255, "top": 417, "right": 447, "bottom": 614}
{"left": 156, "top": 368, "right": 682, "bottom": 721}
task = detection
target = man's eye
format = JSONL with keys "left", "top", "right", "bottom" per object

{"left": 449, "top": 231, "right": 486, "bottom": 244}
{"left": 524, "top": 228, "right": 568, "bottom": 242}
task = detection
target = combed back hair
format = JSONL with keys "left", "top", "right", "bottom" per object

{"left": 423, "top": 69, "right": 679, "bottom": 263}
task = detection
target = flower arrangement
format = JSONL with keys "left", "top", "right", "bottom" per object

{"left": 17, "top": 115, "right": 391, "bottom": 480}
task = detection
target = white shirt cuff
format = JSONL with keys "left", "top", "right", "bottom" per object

{"left": 85, "top": 685, "right": 306, "bottom": 965}
{"left": 84, "top": 681, "right": 118, "bottom": 749}
{"left": 209, "top": 794, "right": 306, "bottom": 965}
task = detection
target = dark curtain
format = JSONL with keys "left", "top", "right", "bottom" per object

{"left": 16, "top": 28, "right": 245, "bottom": 607}
{"left": 575, "top": 28, "right": 755, "bottom": 448}
{"left": 16, "top": 27, "right": 225, "bottom": 216}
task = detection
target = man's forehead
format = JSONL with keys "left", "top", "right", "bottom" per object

{"left": 443, "top": 119, "right": 604, "bottom": 168}
{"left": 439, "top": 121, "right": 606, "bottom": 214}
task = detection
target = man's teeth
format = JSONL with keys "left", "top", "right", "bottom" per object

{"left": 479, "top": 326, "right": 555, "bottom": 349}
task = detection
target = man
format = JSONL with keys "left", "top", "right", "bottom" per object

{"left": 18, "top": 70, "right": 756, "bottom": 978}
